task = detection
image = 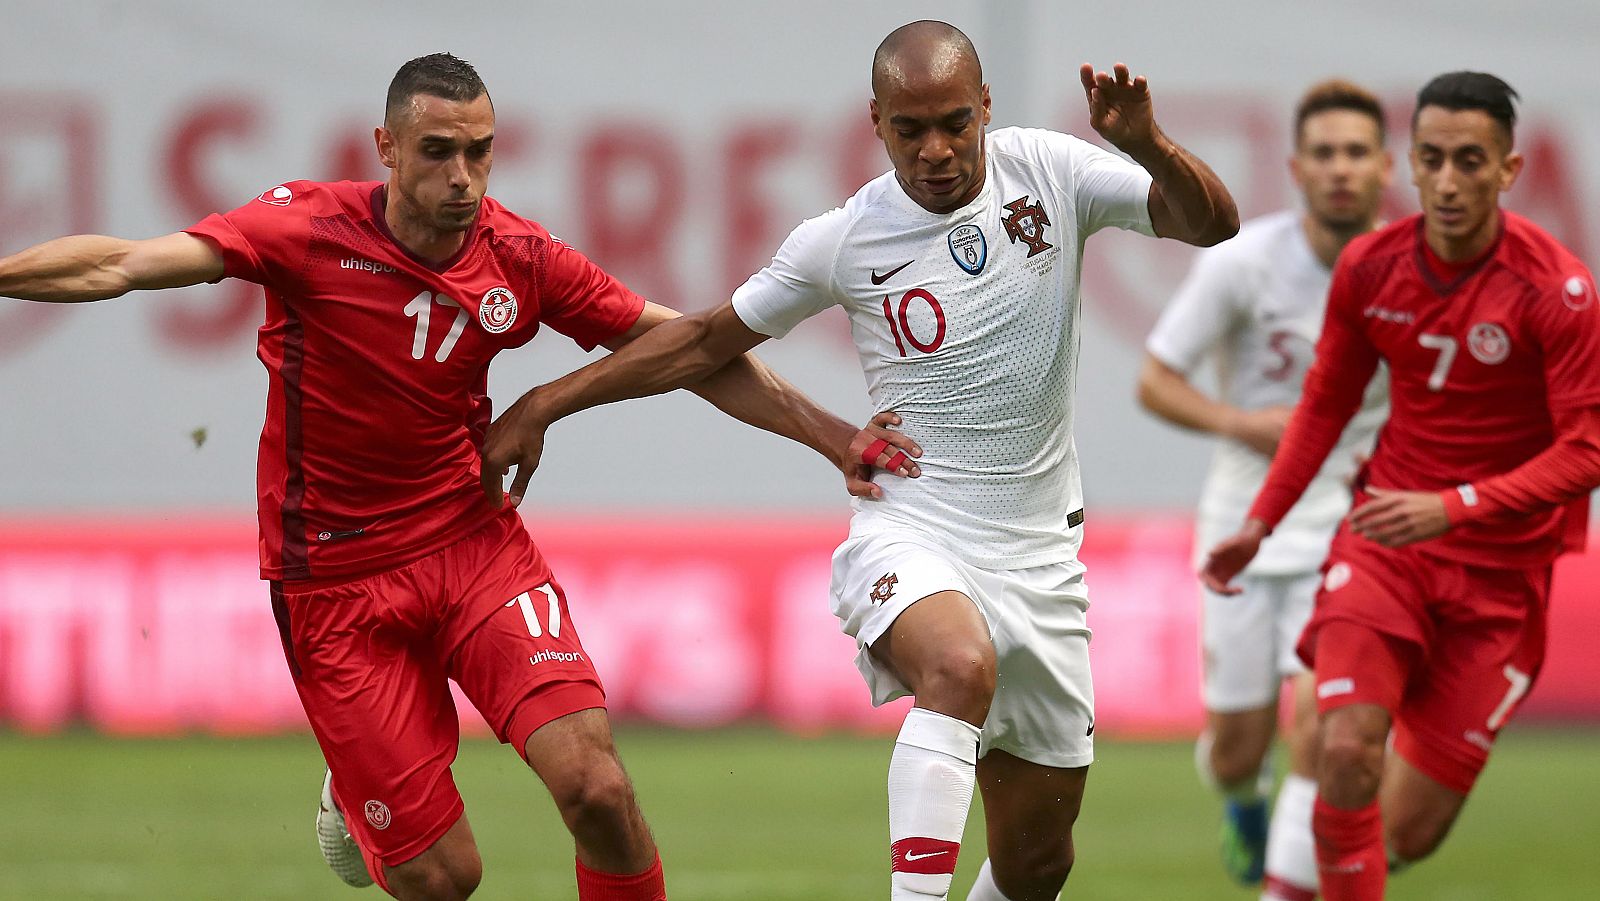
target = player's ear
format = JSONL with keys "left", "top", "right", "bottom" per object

{"left": 980, "top": 83, "right": 992, "bottom": 126}
{"left": 375, "top": 126, "right": 398, "bottom": 171}
{"left": 1499, "top": 150, "right": 1524, "bottom": 192}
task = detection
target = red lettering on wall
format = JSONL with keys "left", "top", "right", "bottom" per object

{"left": 1510, "top": 124, "right": 1592, "bottom": 261}
{"left": 158, "top": 99, "right": 263, "bottom": 352}
{"left": 0, "top": 94, "right": 100, "bottom": 358}
{"left": 836, "top": 111, "right": 884, "bottom": 204}
{"left": 722, "top": 122, "right": 798, "bottom": 300}
{"left": 577, "top": 126, "right": 684, "bottom": 310}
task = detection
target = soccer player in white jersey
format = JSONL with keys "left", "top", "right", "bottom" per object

{"left": 481, "top": 21, "right": 1237, "bottom": 901}
{"left": 1137, "top": 81, "right": 1392, "bottom": 901}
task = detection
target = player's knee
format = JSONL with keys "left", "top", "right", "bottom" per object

{"left": 392, "top": 851, "right": 483, "bottom": 901}
{"left": 549, "top": 758, "right": 640, "bottom": 835}
{"left": 994, "top": 842, "right": 1074, "bottom": 899}
{"left": 915, "top": 645, "right": 996, "bottom": 721}
{"left": 1318, "top": 731, "right": 1383, "bottom": 800}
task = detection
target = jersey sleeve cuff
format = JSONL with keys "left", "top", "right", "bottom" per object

{"left": 1439, "top": 484, "right": 1478, "bottom": 525}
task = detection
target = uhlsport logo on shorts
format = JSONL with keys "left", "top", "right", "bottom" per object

{"left": 1324, "top": 561, "right": 1353, "bottom": 592}
{"left": 478, "top": 286, "right": 518, "bottom": 334}
{"left": 364, "top": 800, "right": 392, "bottom": 830}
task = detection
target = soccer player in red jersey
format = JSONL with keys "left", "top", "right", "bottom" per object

{"left": 1202, "top": 72, "right": 1600, "bottom": 901}
{"left": 0, "top": 54, "right": 913, "bottom": 900}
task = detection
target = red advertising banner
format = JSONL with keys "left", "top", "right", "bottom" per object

{"left": 0, "top": 515, "right": 1594, "bottom": 735}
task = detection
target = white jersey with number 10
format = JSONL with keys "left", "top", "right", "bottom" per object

{"left": 733, "top": 127, "right": 1155, "bottom": 569}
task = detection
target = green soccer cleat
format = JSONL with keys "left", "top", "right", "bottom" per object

{"left": 317, "top": 770, "right": 375, "bottom": 888}
{"left": 1220, "top": 797, "right": 1269, "bottom": 885}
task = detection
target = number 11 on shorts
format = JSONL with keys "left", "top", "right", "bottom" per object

{"left": 506, "top": 584, "right": 561, "bottom": 639}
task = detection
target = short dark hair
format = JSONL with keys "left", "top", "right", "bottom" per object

{"left": 385, "top": 53, "right": 489, "bottom": 125}
{"left": 1295, "top": 79, "right": 1386, "bottom": 145}
{"left": 1412, "top": 71, "right": 1519, "bottom": 144}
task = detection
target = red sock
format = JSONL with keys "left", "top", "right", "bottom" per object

{"left": 576, "top": 854, "right": 666, "bottom": 901}
{"left": 1313, "top": 797, "right": 1386, "bottom": 900}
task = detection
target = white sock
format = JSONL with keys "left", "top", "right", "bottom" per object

{"left": 965, "top": 859, "right": 1022, "bottom": 901}
{"left": 1262, "top": 772, "right": 1319, "bottom": 900}
{"left": 889, "top": 707, "right": 981, "bottom": 900}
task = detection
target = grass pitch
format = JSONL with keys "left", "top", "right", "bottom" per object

{"left": 1, "top": 727, "right": 1595, "bottom": 899}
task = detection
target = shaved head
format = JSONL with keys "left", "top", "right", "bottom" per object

{"left": 872, "top": 20, "right": 982, "bottom": 99}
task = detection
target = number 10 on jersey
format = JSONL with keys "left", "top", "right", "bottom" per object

{"left": 881, "top": 290, "right": 947, "bottom": 356}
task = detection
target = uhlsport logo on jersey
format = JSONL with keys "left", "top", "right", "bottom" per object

{"left": 1001, "top": 195, "right": 1053, "bottom": 257}
{"left": 478, "top": 286, "right": 518, "bottom": 333}
{"left": 256, "top": 185, "right": 293, "bottom": 206}
{"left": 364, "top": 800, "right": 392, "bottom": 830}
{"left": 947, "top": 224, "right": 986, "bottom": 275}
{"left": 1467, "top": 322, "right": 1511, "bottom": 365}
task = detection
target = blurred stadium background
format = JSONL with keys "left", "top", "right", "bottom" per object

{"left": 2, "top": 1, "right": 1596, "bottom": 897}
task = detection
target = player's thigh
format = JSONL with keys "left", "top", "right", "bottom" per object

{"left": 447, "top": 571, "right": 607, "bottom": 764}
{"left": 980, "top": 561, "right": 1094, "bottom": 770}
{"left": 437, "top": 514, "right": 608, "bottom": 762}
{"left": 1201, "top": 576, "right": 1283, "bottom": 712}
{"left": 275, "top": 576, "right": 466, "bottom": 868}
{"left": 977, "top": 750, "right": 1087, "bottom": 881}
{"left": 1390, "top": 564, "right": 1551, "bottom": 797}
{"left": 830, "top": 530, "right": 990, "bottom": 705}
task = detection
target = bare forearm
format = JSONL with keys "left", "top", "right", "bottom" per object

{"left": 0, "top": 235, "right": 140, "bottom": 302}
{"left": 1138, "top": 363, "right": 1237, "bottom": 437}
{"left": 537, "top": 312, "right": 738, "bottom": 424}
{"left": 1125, "top": 128, "right": 1239, "bottom": 246}
{"left": 687, "top": 354, "right": 854, "bottom": 467}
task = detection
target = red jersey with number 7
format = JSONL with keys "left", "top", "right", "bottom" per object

{"left": 1249, "top": 211, "right": 1600, "bottom": 568}
{"left": 185, "top": 181, "right": 644, "bottom": 581}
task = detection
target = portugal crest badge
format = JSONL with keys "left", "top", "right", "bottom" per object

{"left": 948, "top": 224, "right": 987, "bottom": 275}
{"left": 1001, "top": 195, "right": 1053, "bottom": 257}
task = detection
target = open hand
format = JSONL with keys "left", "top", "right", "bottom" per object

{"left": 1080, "top": 63, "right": 1157, "bottom": 150}
{"left": 480, "top": 391, "right": 553, "bottom": 508}
{"left": 1348, "top": 486, "right": 1450, "bottom": 548}
{"left": 843, "top": 411, "right": 922, "bottom": 499}
{"left": 1200, "top": 519, "right": 1269, "bottom": 595}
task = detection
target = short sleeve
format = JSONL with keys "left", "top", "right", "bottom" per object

{"left": 182, "top": 183, "right": 310, "bottom": 284}
{"left": 537, "top": 239, "right": 647, "bottom": 352}
{"left": 1531, "top": 268, "right": 1600, "bottom": 412}
{"left": 1051, "top": 135, "right": 1155, "bottom": 238}
{"left": 1146, "top": 245, "right": 1239, "bottom": 374}
{"left": 730, "top": 209, "right": 847, "bottom": 338}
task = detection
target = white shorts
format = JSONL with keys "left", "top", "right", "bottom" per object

{"left": 830, "top": 525, "right": 1094, "bottom": 769}
{"left": 1201, "top": 571, "right": 1319, "bottom": 712}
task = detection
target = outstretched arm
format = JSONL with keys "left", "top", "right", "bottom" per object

{"left": 1079, "top": 63, "right": 1238, "bottom": 247}
{"left": 0, "top": 232, "right": 224, "bottom": 302}
{"left": 482, "top": 301, "right": 918, "bottom": 505}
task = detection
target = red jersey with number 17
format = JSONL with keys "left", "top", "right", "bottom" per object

{"left": 1249, "top": 212, "right": 1600, "bottom": 568}
{"left": 185, "top": 181, "right": 645, "bottom": 581}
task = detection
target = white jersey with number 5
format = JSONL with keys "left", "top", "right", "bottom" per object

{"left": 1146, "top": 211, "right": 1389, "bottom": 574}
{"left": 733, "top": 127, "right": 1155, "bottom": 569}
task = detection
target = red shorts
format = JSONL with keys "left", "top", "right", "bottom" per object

{"left": 271, "top": 509, "right": 604, "bottom": 867}
{"left": 1298, "top": 529, "right": 1551, "bottom": 794}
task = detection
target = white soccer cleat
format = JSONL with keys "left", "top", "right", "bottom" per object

{"left": 317, "top": 770, "right": 375, "bottom": 888}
